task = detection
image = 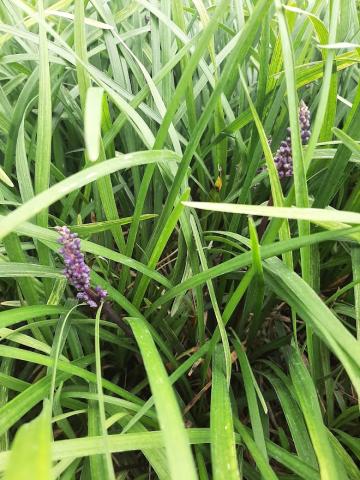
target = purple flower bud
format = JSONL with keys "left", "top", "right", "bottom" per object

{"left": 56, "top": 226, "right": 107, "bottom": 308}
{"left": 274, "top": 100, "right": 311, "bottom": 178}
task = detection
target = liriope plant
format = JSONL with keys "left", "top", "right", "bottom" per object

{"left": 0, "top": 1, "right": 358, "bottom": 479}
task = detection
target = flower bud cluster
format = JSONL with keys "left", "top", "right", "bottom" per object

{"left": 274, "top": 100, "right": 311, "bottom": 178}
{"left": 56, "top": 226, "right": 107, "bottom": 308}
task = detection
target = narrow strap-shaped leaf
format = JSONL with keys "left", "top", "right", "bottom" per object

{"left": 289, "top": 347, "right": 346, "bottom": 480}
{"left": 0, "top": 150, "right": 180, "bottom": 241}
{"left": 232, "top": 336, "right": 268, "bottom": 462}
{"left": 127, "top": 316, "right": 198, "bottom": 480}
{"left": 210, "top": 344, "right": 240, "bottom": 480}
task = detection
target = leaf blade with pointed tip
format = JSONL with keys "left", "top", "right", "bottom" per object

{"left": 183, "top": 201, "right": 360, "bottom": 224}
{"left": 85, "top": 87, "right": 104, "bottom": 162}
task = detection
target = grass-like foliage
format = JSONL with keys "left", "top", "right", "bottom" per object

{"left": 0, "top": 0, "right": 359, "bottom": 478}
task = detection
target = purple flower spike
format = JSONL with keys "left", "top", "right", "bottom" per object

{"left": 274, "top": 100, "right": 311, "bottom": 178}
{"left": 56, "top": 226, "right": 107, "bottom": 308}
{"left": 299, "top": 100, "right": 311, "bottom": 144}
